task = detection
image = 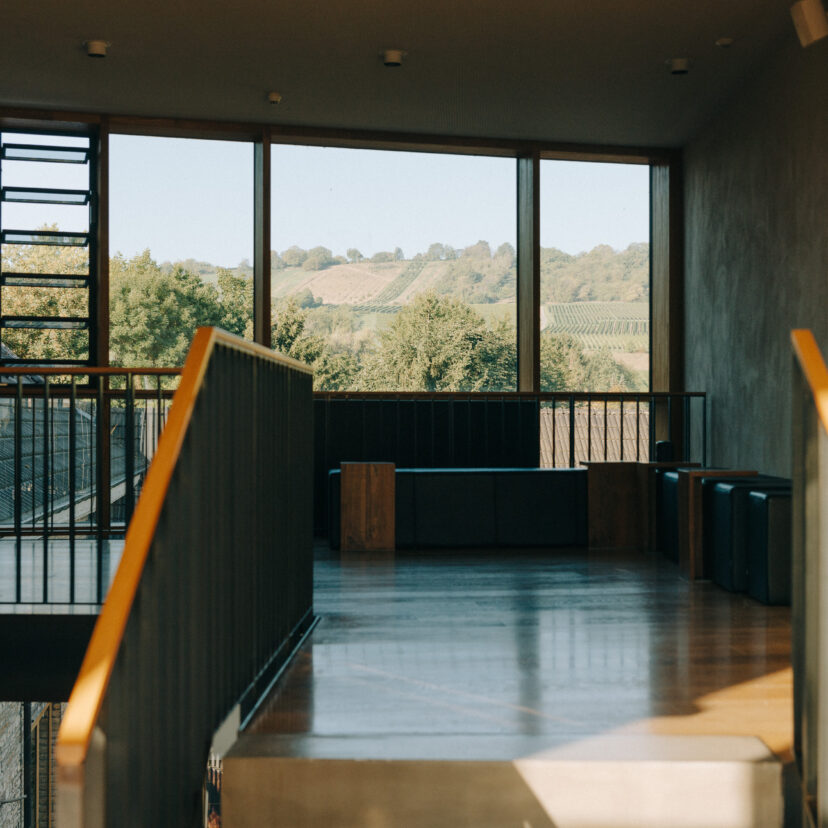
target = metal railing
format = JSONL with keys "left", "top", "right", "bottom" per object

{"left": 0, "top": 368, "right": 178, "bottom": 604}
{"left": 56, "top": 328, "right": 314, "bottom": 827}
{"left": 313, "top": 390, "right": 706, "bottom": 531}
{"left": 791, "top": 329, "right": 828, "bottom": 828}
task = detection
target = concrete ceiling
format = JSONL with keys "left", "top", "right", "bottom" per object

{"left": 1, "top": 0, "right": 795, "bottom": 147}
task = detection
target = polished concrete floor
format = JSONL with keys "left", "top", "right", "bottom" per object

{"left": 246, "top": 546, "right": 792, "bottom": 762}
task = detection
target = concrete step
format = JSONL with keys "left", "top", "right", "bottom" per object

{"left": 222, "top": 733, "right": 783, "bottom": 828}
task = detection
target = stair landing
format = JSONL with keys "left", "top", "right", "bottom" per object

{"left": 224, "top": 548, "right": 792, "bottom": 827}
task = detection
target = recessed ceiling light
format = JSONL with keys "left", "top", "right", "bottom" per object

{"left": 715, "top": 37, "right": 735, "bottom": 47}
{"left": 382, "top": 49, "right": 405, "bottom": 67}
{"left": 267, "top": 91, "right": 283, "bottom": 105}
{"left": 84, "top": 40, "right": 110, "bottom": 58}
{"left": 667, "top": 57, "right": 690, "bottom": 75}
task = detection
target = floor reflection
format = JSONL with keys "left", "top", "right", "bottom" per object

{"left": 249, "top": 547, "right": 791, "bottom": 755}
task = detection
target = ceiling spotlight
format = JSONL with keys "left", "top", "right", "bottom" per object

{"left": 267, "top": 91, "right": 283, "bottom": 105}
{"left": 84, "top": 40, "right": 110, "bottom": 58}
{"left": 382, "top": 49, "right": 405, "bottom": 67}
{"left": 667, "top": 57, "right": 690, "bottom": 75}
{"left": 715, "top": 37, "right": 735, "bottom": 48}
{"left": 791, "top": 0, "right": 828, "bottom": 47}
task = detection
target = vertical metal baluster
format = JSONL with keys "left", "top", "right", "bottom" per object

{"left": 668, "top": 395, "right": 673, "bottom": 447}
{"left": 551, "top": 399, "right": 556, "bottom": 467}
{"left": 568, "top": 394, "right": 575, "bottom": 468}
{"left": 156, "top": 376, "right": 163, "bottom": 447}
{"left": 683, "top": 395, "right": 690, "bottom": 463}
{"left": 649, "top": 395, "right": 656, "bottom": 461}
{"left": 126, "top": 373, "right": 136, "bottom": 524}
{"left": 635, "top": 396, "right": 641, "bottom": 461}
{"left": 702, "top": 396, "right": 708, "bottom": 467}
{"left": 587, "top": 398, "right": 592, "bottom": 461}
{"left": 42, "top": 377, "right": 50, "bottom": 603}
{"left": 603, "top": 397, "right": 608, "bottom": 461}
{"left": 69, "top": 378, "right": 77, "bottom": 604}
{"left": 620, "top": 398, "right": 625, "bottom": 461}
{"left": 14, "top": 378, "right": 22, "bottom": 604}
{"left": 96, "top": 377, "right": 105, "bottom": 604}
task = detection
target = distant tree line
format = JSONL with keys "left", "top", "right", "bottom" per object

{"left": 1, "top": 231, "right": 643, "bottom": 392}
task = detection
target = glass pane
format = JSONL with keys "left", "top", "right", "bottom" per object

{"left": 109, "top": 135, "right": 255, "bottom": 366}
{"left": 1, "top": 231, "right": 87, "bottom": 247}
{"left": 2, "top": 275, "right": 88, "bottom": 288}
{"left": 2, "top": 285, "right": 88, "bottom": 316}
{"left": 2, "top": 187, "right": 89, "bottom": 205}
{"left": 539, "top": 160, "right": 650, "bottom": 392}
{"left": 270, "top": 145, "right": 517, "bottom": 391}
{"left": 1, "top": 202, "right": 89, "bottom": 234}
{"left": 2, "top": 327, "right": 89, "bottom": 362}
{"left": 4, "top": 318, "right": 87, "bottom": 330}
{"left": 1, "top": 144, "right": 89, "bottom": 164}
{"left": 1, "top": 243, "right": 89, "bottom": 277}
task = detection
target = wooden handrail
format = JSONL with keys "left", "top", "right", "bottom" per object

{"left": 56, "top": 327, "right": 310, "bottom": 771}
{"left": 792, "top": 329, "right": 828, "bottom": 433}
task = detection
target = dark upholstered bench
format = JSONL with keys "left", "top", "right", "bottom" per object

{"left": 747, "top": 490, "right": 792, "bottom": 605}
{"left": 656, "top": 470, "right": 680, "bottom": 561}
{"left": 703, "top": 475, "right": 790, "bottom": 592}
{"left": 328, "top": 467, "right": 587, "bottom": 549}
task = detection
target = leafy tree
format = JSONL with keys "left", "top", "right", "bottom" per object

{"left": 494, "top": 242, "right": 516, "bottom": 266}
{"left": 109, "top": 250, "right": 223, "bottom": 366}
{"left": 463, "top": 240, "right": 491, "bottom": 259}
{"left": 303, "top": 246, "right": 334, "bottom": 271}
{"left": 346, "top": 248, "right": 363, "bottom": 263}
{"left": 292, "top": 287, "right": 321, "bottom": 309}
{"left": 425, "top": 243, "right": 445, "bottom": 261}
{"left": 271, "top": 297, "right": 360, "bottom": 390}
{"left": 361, "top": 291, "right": 513, "bottom": 391}
{"left": 540, "top": 331, "right": 641, "bottom": 391}
{"left": 281, "top": 246, "right": 308, "bottom": 267}
{"left": 393, "top": 247, "right": 404, "bottom": 261}
{"left": 370, "top": 251, "right": 394, "bottom": 263}
{"left": 216, "top": 268, "right": 253, "bottom": 338}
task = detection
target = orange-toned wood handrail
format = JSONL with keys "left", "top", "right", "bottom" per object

{"left": 792, "top": 329, "right": 828, "bottom": 434}
{"left": 56, "top": 327, "right": 310, "bottom": 771}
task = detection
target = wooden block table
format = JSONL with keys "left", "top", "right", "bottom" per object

{"left": 635, "top": 461, "right": 700, "bottom": 553}
{"left": 340, "top": 462, "right": 395, "bottom": 552}
{"left": 583, "top": 462, "right": 642, "bottom": 549}
{"left": 676, "top": 468, "right": 757, "bottom": 580}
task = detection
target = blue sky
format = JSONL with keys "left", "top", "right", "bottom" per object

{"left": 6, "top": 134, "right": 651, "bottom": 268}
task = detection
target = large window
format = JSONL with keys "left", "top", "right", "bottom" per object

{"left": 540, "top": 160, "right": 650, "bottom": 392}
{"left": 270, "top": 145, "right": 517, "bottom": 391}
{"left": 109, "top": 135, "right": 254, "bottom": 366}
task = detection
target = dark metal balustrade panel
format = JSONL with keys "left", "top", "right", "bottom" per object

{"left": 101, "top": 342, "right": 313, "bottom": 828}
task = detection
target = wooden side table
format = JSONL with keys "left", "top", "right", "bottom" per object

{"left": 635, "top": 461, "right": 700, "bottom": 553}
{"left": 676, "top": 468, "right": 757, "bottom": 579}
{"left": 583, "top": 462, "right": 642, "bottom": 549}
{"left": 340, "top": 462, "right": 395, "bottom": 552}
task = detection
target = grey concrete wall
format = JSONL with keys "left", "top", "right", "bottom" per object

{"left": 0, "top": 703, "right": 22, "bottom": 828}
{"left": 684, "top": 37, "right": 828, "bottom": 476}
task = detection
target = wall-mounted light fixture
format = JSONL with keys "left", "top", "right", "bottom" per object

{"left": 791, "top": 0, "right": 828, "bottom": 47}
{"left": 84, "top": 40, "right": 110, "bottom": 58}
{"left": 267, "top": 91, "right": 282, "bottom": 105}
